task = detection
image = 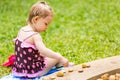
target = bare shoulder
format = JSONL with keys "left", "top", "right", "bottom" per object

{"left": 33, "top": 33, "right": 43, "bottom": 41}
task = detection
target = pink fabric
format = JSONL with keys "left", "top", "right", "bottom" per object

{"left": 12, "top": 69, "right": 44, "bottom": 78}
{"left": 14, "top": 38, "right": 37, "bottom": 50}
{"left": 12, "top": 58, "right": 47, "bottom": 78}
{"left": 13, "top": 32, "right": 38, "bottom": 50}
{"left": 2, "top": 54, "right": 15, "bottom": 67}
{"left": 21, "top": 42, "right": 37, "bottom": 50}
{"left": 5, "top": 33, "right": 47, "bottom": 77}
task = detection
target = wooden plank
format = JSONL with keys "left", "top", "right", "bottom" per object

{"left": 40, "top": 56, "right": 120, "bottom": 80}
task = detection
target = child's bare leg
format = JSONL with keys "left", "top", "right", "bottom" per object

{"left": 39, "top": 57, "right": 59, "bottom": 76}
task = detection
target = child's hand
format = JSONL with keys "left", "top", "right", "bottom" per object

{"left": 56, "top": 52, "right": 69, "bottom": 67}
{"left": 60, "top": 57, "right": 69, "bottom": 67}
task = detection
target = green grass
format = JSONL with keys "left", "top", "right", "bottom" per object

{"left": 1, "top": 0, "right": 120, "bottom": 78}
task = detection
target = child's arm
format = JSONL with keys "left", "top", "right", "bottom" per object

{"left": 33, "top": 33, "right": 68, "bottom": 66}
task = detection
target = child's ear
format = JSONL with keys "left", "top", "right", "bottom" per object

{"left": 33, "top": 16, "right": 39, "bottom": 23}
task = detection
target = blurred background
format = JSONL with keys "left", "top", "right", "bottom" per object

{"left": 0, "top": 0, "right": 120, "bottom": 77}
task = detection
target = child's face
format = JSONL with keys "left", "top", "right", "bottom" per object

{"left": 35, "top": 15, "right": 53, "bottom": 32}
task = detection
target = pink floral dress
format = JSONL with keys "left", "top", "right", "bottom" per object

{"left": 12, "top": 33, "right": 46, "bottom": 78}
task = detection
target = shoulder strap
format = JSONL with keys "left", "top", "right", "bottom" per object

{"left": 23, "top": 32, "right": 38, "bottom": 41}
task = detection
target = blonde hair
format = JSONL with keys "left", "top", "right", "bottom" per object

{"left": 27, "top": 1, "right": 53, "bottom": 24}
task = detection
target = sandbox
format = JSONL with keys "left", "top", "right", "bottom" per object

{"left": 41, "top": 56, "right": 120, "bottom": 80}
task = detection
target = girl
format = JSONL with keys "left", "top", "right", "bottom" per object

{"left": 12, "top": 1, "right": 69, "bottom": 78}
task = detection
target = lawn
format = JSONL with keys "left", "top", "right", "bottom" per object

{"left": 0, "top": 0, "right": 120, "bottom": 78}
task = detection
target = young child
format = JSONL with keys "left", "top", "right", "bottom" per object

{"left": 12, "top": 1, "right": 69, "bottom": 78}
